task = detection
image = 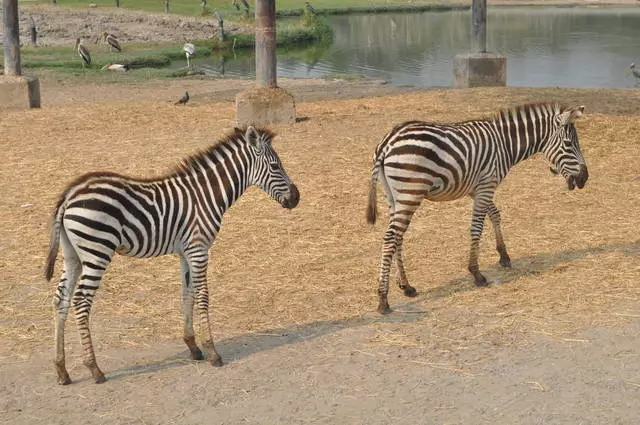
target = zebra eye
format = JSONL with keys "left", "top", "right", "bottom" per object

{"left": 563, "top": 138, "right": 573, "bottom": 147}
{"left": 269, "top": 162, "right": 280, "bottom": 172}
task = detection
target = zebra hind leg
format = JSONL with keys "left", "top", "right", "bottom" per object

{"left": 377, "top": 223, "right": 397, "bottom": 314}
{"left": 72, "top": 257, "right": 112, "bottom": 383}
{"left": 53, "top": 232, "right": 82, "bottom": 385}
{"left": 394, "top": 226, "right": 418, "bottom": 297}
{"left": 486, "top": 202, "right": 511, "bottom": 268}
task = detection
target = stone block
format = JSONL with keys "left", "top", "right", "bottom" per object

{"left": 0, "top": 75, "right": 41, "bottom": 109}
{"left": 453, "top": 53, "right": 507, "bottom": 88}
{"left": 235, "top": 87, "right": 296, "bottom": 127}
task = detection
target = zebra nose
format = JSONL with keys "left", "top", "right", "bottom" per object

{"left": 576, "top": 164, "right": 588, "bottom": 189}
{"left": 283, "top": 184, "right": 299, "bottom": 209}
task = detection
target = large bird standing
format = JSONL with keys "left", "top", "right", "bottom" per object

{"left": 631, "top": 63, "right": 640, "bottom": 79}
{"left": 102, "top": 32, "right": 122, "bottom": 52}
{"left": 29, "top": 16, "right": 38, "bottom": 46}
{"left": 75, "top": 38, "right": 91, "bottom": 75}
{"left": 183, "top": 42, "right": 196, "bottom": 68}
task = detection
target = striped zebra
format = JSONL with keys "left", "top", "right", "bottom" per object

{"left": 45, "top": 126, "right": 299, "bottom": 385}
{"left": 366, "top": 103, "right": 589, "bottom": 314}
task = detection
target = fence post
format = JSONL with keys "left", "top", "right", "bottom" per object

{"left": 471, "top": 0, "right": 487, "bottom": 53}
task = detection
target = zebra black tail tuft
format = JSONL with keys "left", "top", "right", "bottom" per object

{"left": 366, "top": 158, "right": 381, "bottom": 225}
{"left": 44, "top": 200, "right": 65, "bottom": 282}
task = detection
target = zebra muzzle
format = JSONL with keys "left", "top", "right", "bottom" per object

{"left": 567, "top": 164, "right": 588, "bottom": 191}
{"left": 282, "top": 184, "right": 300, "bottom": 209}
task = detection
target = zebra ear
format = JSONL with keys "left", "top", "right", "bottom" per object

{"left": 558, "top": 105, "right": 585, "bottom": 126}
{"left": 245, "top": 126, "right": 262, "bottom": 152}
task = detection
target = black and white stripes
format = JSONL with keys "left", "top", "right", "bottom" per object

{"left": 45, "top": 126, "right": 299, "bottom": 385}
{"left": 367, "top": 103, "right": 589, "bottom": 314}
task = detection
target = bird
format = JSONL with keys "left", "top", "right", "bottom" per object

{"left": 29, "top": 16, "right": 38, "bottom": 46}
{"left": 232, "top": 0, "right": 240, "bottom": 11}
{"left": 101, "top": 63, "right": 129, "bottom": 72}
{"left": 305, "top": 1, "right": 318, "bottom": 15}
{"left": 240, "top": 0, "right": 250, "bottom": 14}
{"left": 201, "top": 0, "right": 207, "bottom": 7}
{"left": 631, "top": 63, "right": 640, "bottom": 79}
{"left": 102, "top": 32, "right": 122, "bottom": 52}
{"left": 183, "top": 42, "right": 196, "bottom": 68}
{"left": 175, "top": 91, "right": 189, "bottom": 105}
{"left": 75, "top": 38, "right": 91, "bottom": 74}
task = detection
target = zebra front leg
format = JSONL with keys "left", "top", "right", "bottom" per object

{"left": 186, "top": 249, "right": 223, "bottom": 366}
{"left": 53, "top": 241, "right": 81, "bottom": 385}
{"left": 468, "top": 191, "right": 493, "bottom": 286}
{"left": 486, "top": 201, "right": 511, "bottom": 267}
{"left": 180, "top": 256, "right": 204, "bottom": 361}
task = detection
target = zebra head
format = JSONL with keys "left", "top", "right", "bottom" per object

{"left": 545, "top": 105, "right": 589, "bottom": 191}
{"left": 245, "top": 126, "right": 300, "bottom": 209}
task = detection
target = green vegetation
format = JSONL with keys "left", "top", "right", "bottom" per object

{"left": 19, "top": 0, "right": 462, "bottom": 17}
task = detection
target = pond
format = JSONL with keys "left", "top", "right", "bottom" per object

{"left": 193, "top": 7, "right": 640, "bottom": 88}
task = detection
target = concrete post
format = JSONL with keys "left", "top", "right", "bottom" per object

{"left": 3, "top": 0, "right": 22, "bottom": 75}
{"left": 235, "top": 0, "right": 296, "bottom": 126}
{"left": 255, "top": 0, "right": 277, "bottom": 88}
{"left": 1, "top": 0, "right": 41, "bottom": 108}
{"left": 452, "top": 0, "right": 506, "bottom": 88}
{"left": 471, "top": 0, "right": 487, "bottom": 53}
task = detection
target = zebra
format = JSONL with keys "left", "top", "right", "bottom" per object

{"left": 44, "top": 126, "right": 300, "bottom": 385}
{"left": 366, "top": 103, "right": 589, "bottom": 314}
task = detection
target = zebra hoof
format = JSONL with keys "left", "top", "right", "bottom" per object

{"left": 94, "top": 374, "right": 107, "bottom": 384}
{"left": 403, "top": 285, "right": 418, "bottom": 297}
{"left": 57, "top": 375, "right": 72, "bottom": 385}
{"left": 474, "top": 275, "right": 489, "bottom": 287}
{"left": 377, "top": 300, "right": 392, "bottom": 314}
{"left": 190, "top": 349, "right": 205, "bottom": 361}
{"left": 500, "top": 257, "right": 512, "bottom": 268}
{"left": 210, "top": 357, "right": 224, "bottom": 367}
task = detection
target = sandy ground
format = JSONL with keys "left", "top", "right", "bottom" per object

{"left": 1, "top": 75, "right": 640, "bottom": 424}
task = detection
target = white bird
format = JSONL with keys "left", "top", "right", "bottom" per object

{"left": 101, "top": 63, "right": 129, "bottom": 72}
{"left": 102, "top": 32, "right": 122, "bottom": 52}
{"left": 631, "top": 63, "right": 640, "bottom": 79}
{"left": 183, "top": 42, "right": 196, "bottom": 68}
{"left": 75, "top": 38, "right": 91, "bottom": 74}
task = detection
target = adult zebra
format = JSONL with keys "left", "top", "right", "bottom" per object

{"left": 45, "top": 126, "right": 299, "bottom": 385}
{"left": 366, "top": 103, "right": 589, "bottom": 314}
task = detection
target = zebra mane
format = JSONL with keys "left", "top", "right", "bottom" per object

{"left": 491, "top": 102, "right": 565, "bottom": 122}
{"left": 170, "top": 126, "right": 276, "bottom": 178}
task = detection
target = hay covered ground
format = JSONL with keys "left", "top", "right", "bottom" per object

{"left": 1, "top": 79, "right": 639, "bottom": 424}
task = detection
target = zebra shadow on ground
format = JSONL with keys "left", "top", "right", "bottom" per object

{"left": 103, "top": 239, "right": 639, "bottom": 382}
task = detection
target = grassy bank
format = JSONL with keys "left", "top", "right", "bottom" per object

{"left": 19, "top": 0, "right": 467, "bottom": 16}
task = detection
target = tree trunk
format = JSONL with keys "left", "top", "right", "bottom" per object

{"left": 3, "top": 0, "right": 22, "bottom": 75}
{"left": 255, "top": 0, "right": 276, "bottom": 88}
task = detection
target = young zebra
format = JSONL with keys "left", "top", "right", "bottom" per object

{"left": 45, "top": 126, "right": 300, "bottom": 385}
{"left": 366, "top": 103, "right": 589, "bottom": 314}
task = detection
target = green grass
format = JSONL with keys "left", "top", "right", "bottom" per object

{"left": 19, "top": 0, "right": 461, "bottom": 17}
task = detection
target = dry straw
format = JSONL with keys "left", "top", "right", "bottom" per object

{"left": 1, "top": 84, "right": 638, "bottom": 372}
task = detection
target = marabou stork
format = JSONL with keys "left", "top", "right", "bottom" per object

{"left": 75, "top": 38, "right": 91, "bottom": 74}
{"left": 232, "top": 0, "right": 240, "bottom": 11}
{"left": 29, "top": 16, "right": 38, "bottom": 46}
{"left": 102, "top": 32, "right": 122, "bottom": 52}
{"left": 240, "top": 0, "right": 250, "bottom": 14}
{"left": 175, "top": 91, "right": 190, "bottom": 105}
{"left": 304, "top": 1, "right": 318, "bottom": 15}
{"left": 214, "top": 9, "right": 225, "bottom": 40}
{"left": 183, "top": 42, "right": 196, "bottom": 68}
{"left": 631, "top": 63, "right": 640, "bottom": 79}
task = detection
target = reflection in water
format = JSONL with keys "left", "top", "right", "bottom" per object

{"left": 194, "top": 8, "right": 640, "bottom": 88}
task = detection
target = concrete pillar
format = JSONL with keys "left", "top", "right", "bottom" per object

{"left": 452, "top": 0, "right": 506, "bottom": 88}
{"left": 1, "top": 0, "right": 41, "bottom": 109}
{"left": 235, "top": 0, "right": 296, "bottom": 126}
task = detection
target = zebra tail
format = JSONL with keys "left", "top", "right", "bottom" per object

{"left": 366, "top": 156, "right": 382, "bottom": 225}
{"left": 44, "top": 200, "right": 65, "bottom": 281}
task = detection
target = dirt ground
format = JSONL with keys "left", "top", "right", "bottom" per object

{"left": 1, "top": 77, "right": 640, "bottom": 424}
